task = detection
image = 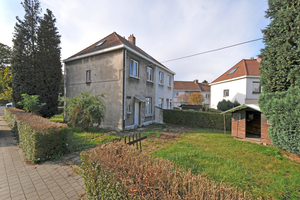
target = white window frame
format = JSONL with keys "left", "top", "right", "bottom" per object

{"left": 205, "top": 94, "right": 210, "bottom": 99}
{"left": 223, "top": 89, "right": 229, "bottom": 97}
{"left": 86, "top": 70, "right": 91, "bottom": 82}
{"left": 147, "top": 67, "right": 153, "bottom": 82}
{"left": 130, "top": 60, "right": 139, "bottom": 78}
{"left": 145, "top": 98, "right": 152, "bottom": 115}
{"left": 159, "top": 98, "right": 163, "bottom": 108}
{"left": 168, "top": 75, "right": 171, "bottom": 87}
{"left": 159, "top": 72, "right": 164, "bottom": 85}
{"left": 252, "top": 81, "right": 261, "bottom": 94}
{"left": 174, "top": 92, "right": 179, "bottom": 97}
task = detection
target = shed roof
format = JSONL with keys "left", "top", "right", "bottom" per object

{"left": 221, "top": 104, "right": 261, "bottom": 114}
{"left": 174, "top": 81, "right": 210, "bottom": 92}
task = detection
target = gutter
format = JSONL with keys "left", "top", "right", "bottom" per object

{"left": 210, "top": 75, "right": 260, "bottom": 86}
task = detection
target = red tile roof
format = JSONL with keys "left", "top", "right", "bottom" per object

{"left": 65, "top": 32, "right": 169, "bottom": 71}
{"left": 211, "top": 59, "right": 260, "bottom": 83}
{"left": 174, "top": 81, "right": 210, "bottom": 92}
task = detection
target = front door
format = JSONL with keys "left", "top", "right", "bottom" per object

{"left": 134, "top": 101, "right": 139, "bottom": 126}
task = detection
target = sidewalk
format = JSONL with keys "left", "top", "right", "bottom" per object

{"left": 0, "top": 116, "right": 86, "bottom": 200}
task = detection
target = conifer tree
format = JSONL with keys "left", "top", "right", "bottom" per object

{"left": 36, "top": 9, "right": 61, "bottom": 117}
{"left": 11, "top": 0, "right": 41, "bottom": 107}
{"left": 259, "top": 0, "right": 300, "bottom": 155}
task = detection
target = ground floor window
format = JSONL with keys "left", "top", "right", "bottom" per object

{"left": 145, "top": 98, "right": 152, "bottom": 115}
{"left": 159, "top": 98, "right": 163, "bottom": 108}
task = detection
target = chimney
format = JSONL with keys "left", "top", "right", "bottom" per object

{"left": 128, "top": 34, "right": 136, "bottom": 45}
{"left": 193, "top": 79, "right": 198, "bottom": 84}
{"left": 257, "top": 57, "right": 262, "bottom": 62}
{"left": 250, "top": 57, "right": 254, "bottom": 60}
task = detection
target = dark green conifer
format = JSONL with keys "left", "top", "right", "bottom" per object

{"left": 259, "top": 0, "right": 300, "bottom": 155}
{"left": 36, "top": 9, "right": 61, "bottom": 117}
{"left": 11, "top": 0, "right": 41, "bottom": 107}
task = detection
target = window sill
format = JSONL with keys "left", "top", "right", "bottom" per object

{"left": 168, "top": 86, "right": 171, "bottom": 88}
{"left": 145, "top": 114, "right": 152, "bottom": 117}
{"left": 130, "top": 75, "right": 140, "bottom": 80}
{"left": 147, "top": 80, "right": 154, "bottom": 83}
{"left": 159, "top": 83, "right": 164, "bottom": 86}
{"left": 252, "top": 92, "right": 261, "bottom": 94}
{"left": 127, "top": 112, "right": 131, "bottom": 114}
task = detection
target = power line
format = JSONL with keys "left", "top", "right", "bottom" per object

{"left": 161, "top": 38, "right": 263, "bottom": 63}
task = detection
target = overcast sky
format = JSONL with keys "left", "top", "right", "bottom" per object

{"left": 0, "top": 0, "right": 270, "bottom": 82}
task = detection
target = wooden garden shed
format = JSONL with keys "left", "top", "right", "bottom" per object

{"left": 222, "top": 104, "right": 272, "bottom": 145}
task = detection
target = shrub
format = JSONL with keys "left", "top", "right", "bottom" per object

{"left": 217, "top": 99, "right": 240, "bottom": 111}
{"left": 163, "top": 109, "right": 231, "bottom": 131}
{"left": 80, "top": 142, "right": 251, "bottom": 199}
{"left": 259, "top": 87, "right": 300, "bottom": 155}
{"left": 65, "top": 92, "right": 105, "bottom": 131}
{"left": 18, "top": 93, "right": 46, "bottom": 114}
{"left": 5, "top": 107, "right": 69, "bottom": 162}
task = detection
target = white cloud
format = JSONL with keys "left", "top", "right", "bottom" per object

{"left": 0, "top": 0, "right": 269, "bottom": 82}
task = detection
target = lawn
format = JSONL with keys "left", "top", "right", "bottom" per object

{"left": 49, "top": 114, "right": 64, "bottom": 122}
{"left": 150, "top": 129, "right": 300, "bottom": 199}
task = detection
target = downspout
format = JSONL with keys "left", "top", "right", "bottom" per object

{"left": 122, "top": 49, "right": 127, "bottom": 131}
{"left": 63, "top": 63, "right": 66, "bottom": 122}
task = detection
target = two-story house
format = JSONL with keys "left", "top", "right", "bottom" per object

{"left": 173, "top": 79, "right": 210, "bottom": 107}
{"left": 63, "top": 32, "right": 175, "bottom": 130}
{"left": 210, "top": 57, "right": 261, "bottom": 109}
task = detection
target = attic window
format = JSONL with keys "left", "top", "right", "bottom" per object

{"left": 228, "top": 67, "right": 238, "bottom": 75}
{"left": 96, "top": 40, "right": 106, "bottom": 47}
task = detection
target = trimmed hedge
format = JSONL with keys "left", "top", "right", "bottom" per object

{"left": 80, "top": 142, "right": 251, "bottom": 199}
{"left": 163, "top": 109, "right": 231, "bottom": 131}
{"left": 5, "top": 107, "right": 70, "bottom": 163}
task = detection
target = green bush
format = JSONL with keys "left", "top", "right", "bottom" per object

{"left": 259, "top": 87, "right": 300, "bottom": 155}
{"left": 217, "top": 99, "right": 240, "bottom": 111}
{"left": 5, "top": 107, "right": 70, "bottom": 163}
{"left": 65, "top": 92, "right": 105, "bottom": 131}
{"left": 163, "top": 109, "right": 231, "bottom": 131}
{"left": 18, "top": 94, "right": 46, "bottom": 114}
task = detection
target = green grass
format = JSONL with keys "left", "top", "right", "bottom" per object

{"left": 151, "top": 129, "right": 300, "bottom": 199}
{"left": 68, "top": 127, "right": 120, "bottom": 151}
{"left": 49, "top": 114, "right": 64, "bottom": 122}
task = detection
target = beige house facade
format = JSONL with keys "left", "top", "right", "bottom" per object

{"left": 63, "top": 32, "right": 175, "bottom": 130}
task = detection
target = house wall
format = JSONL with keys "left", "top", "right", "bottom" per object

{"left": 65, "top": 49, "right": 124, "bottom": 130}
{"left": 261, "top": 114, "right": 272, "bottom": 144}
{"left": 125, "top": 51, "right": 156, "bottom": 129}
{"left": 245, "top": 77, "right": 261, "bottom": 105}
{"left": 210, "top": 78, "right": 247, "bottom": 109}
{"left": 231, "top": 110, "right": 246, "bottom": 139}
{"left": 155, "top": 66, "right": 174, "bottom": 123}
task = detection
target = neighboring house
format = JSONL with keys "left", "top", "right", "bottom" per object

{"left": 221, "top": 104, "right": 272, "bottom": 145}
{"left": 210, "top": 57, "right": 261, "bottom": 109}
{"left": 63, "top": 32, "right": 175, "bottom": 130}
{"left": 173, "top": 79, "right": 210, "bottom": 107}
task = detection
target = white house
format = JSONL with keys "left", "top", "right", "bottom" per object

{"left": 210, "top": 57, "right": 261, "bottom": 109}
{"left": 173, "top": 79, "right": 210, "bottom": 107}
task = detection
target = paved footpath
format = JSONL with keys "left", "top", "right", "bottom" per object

{"left": 0, "top": 116, "right": 86, "bottom": 200}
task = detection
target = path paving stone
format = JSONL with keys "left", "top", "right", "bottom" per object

{"left": 0, "top": 116, "right": 86, "bottom": 199}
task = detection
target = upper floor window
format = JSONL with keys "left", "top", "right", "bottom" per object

{"left": 223, "top": 89, "right": 229, "bottom": 97}
{"left": 205, "top": 94, "right": 210, "bottom": 99}
{"left": 145, "top": 98, "right": 152, "bottom": 115}
{"left": 86, "top": 70, "right": 91, "bottom": 82}
{"left": 168, "top": 75, "right": 171, "bottom": 87}
{"left": 159, "top": 98, "right": 163, "bottom": 108}
{"left": 147, "top": 67, "right": 153, "bottom": 81}
{"left": 130, "top": 60, "right": 139, "bottom": 77}
{"left": 174, "top": 92, "right": 179, "bottom": 97}
{"left": 159, "top": 72, "right": 164, "bottom": 85}
{"left": 252, "top": 82, "right": 261, "bottom": 93}
{"left": 228, "top": 67, "right": 238, "bottom": 75}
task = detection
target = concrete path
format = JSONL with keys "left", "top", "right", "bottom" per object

{"left": 0, "top": 116, "right": 86, "bottom": 200}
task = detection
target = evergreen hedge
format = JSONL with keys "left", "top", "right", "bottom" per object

{"left": 163, "top": 109, "right": 231, "bottom": 131}
{"left": 259, "top": 87, "right": 300, "bottom": 155}
{"left": 5, "top": 107, "right": 70, "bottom": 163}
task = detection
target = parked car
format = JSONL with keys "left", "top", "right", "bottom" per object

{"left": 6, "top": 102, "right": 12, "bottom": 107}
